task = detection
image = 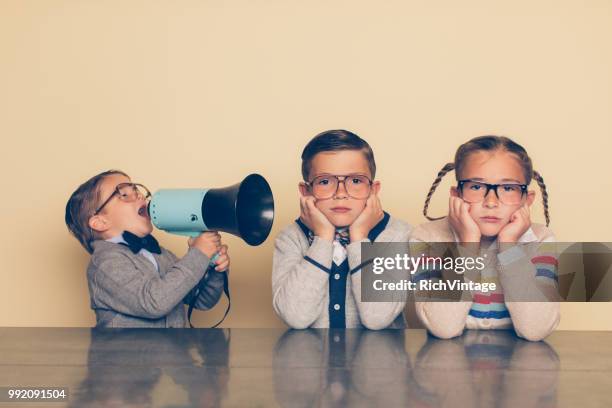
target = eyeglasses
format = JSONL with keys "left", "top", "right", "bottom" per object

{"left": 94, "top": 182, "right": 151, "bottom": 215}
{"left": 305, "top": 174, "right": 373, "bottom": 200}
{"left": 458, "top": 179, "right": 527, "bottom": 205}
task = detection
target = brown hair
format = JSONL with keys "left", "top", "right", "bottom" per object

{"left": 423, "top": 135, "right": 550, "bottom": 226}
{"left": 301, "top": 129, "right": 376, "bottom": 181}
{"left": 65, "top": 170, "right": 129, "bottom": 253}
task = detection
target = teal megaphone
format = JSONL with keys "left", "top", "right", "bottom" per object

{"left": 148, "top": 174, "right": 274, "bottom": 246}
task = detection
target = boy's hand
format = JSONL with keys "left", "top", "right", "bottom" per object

{"left": 213, "top": 244, "right": 230, "bottom": 272}
{"left": 498, "top": 204, "right": 531, "bottom": 244}
{"left": 188, "top": 231, "right": 221, "bottom": 259}
{"left": 299, "top": 195, "right": 335, "bottom": 241}
{"left": 448, "top": 196, "right": 481, "bottom": 244}
{"left": 349, "top": 193, "right": 384, "bottom": 242}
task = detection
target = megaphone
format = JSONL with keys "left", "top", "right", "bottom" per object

{"left": 148, "top": 173, "right": 274, "bottom": 246}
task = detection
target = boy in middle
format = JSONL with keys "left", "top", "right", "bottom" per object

{"left": 272, "top": 130, "right": 412, "bottom": 329}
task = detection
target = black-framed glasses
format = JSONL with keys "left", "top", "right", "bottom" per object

{"left": 458, "top": 179, "right": 528, "bottom": 205}
{"left": 94, "top": 183, "right": 151, "bottom": 215}
{"left": 305, "top": 174, "right": 373, "bottom": 200}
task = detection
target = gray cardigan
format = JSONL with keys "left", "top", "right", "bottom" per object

{"left": 272, "top": 215, "right": 412, "bottom": 329}
{"left": 87, "top": 240, "right": 226, "bottom": 328}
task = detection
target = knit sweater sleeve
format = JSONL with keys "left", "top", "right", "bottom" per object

{"left": 497, "top": 229, "right": 560, "bottom": 341}
{"left": 272, "top": 225, "right": 333, "bottom": 329}
{"left": 410, "top": 224, "right": 473, "bottom": 339}
{"left": 348, "top": 218, "right": 412, "bottom": 330}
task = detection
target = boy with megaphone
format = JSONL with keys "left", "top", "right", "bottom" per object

{"left": 272, "top": 130, "right": 412, "bottom": 329}
{"left": 65, "top": 170, "right": 229, "bottom": 328}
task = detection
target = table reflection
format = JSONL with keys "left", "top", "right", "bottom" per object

{"left": 69, "top": 329, "right": 230, "bottom": 408}
{"left": 0, "top": 328, "right": 566, "bottom": 407}
{"left": 272, "top": 329, "right": 559, "bottom": 408}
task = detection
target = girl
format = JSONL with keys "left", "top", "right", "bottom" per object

{"left": 411, "top": 135, "right": 560, "bottom": 341}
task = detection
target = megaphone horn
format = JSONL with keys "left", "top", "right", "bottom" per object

{"left": 148, "top": 174, "right": 274, "bottom": 246}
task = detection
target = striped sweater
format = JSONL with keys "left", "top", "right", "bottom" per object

{"left": 410, "top": 218, "right": 560, "bottom": 341}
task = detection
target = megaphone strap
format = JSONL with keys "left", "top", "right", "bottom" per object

{"left": 187, "top": 270, "right": 231, "bottom": 329}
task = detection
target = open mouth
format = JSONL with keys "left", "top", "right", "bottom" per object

{"left": 138, "top": 205, "right": 149, "bottom": 218}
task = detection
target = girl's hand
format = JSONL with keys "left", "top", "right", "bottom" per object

{"left": 299, "top": 195, "right": 335, "bottom": 241}
{"left": 214, "top": 244, "right": 230, "bottom": 272}
{"left": 498, "top": 204, "right": 531, "bottom": 243}
{"left": 349, "top": 192, "right": 384, "bottom": 242}
{"left": 448, "top": 196, "right": 481, "bottom": 244}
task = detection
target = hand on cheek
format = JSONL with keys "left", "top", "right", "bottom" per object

{"left": 349, "top": 192, "right": 384, "bottom": 242}
{"left": 448, "top": 196, "right": 481, "bottom": 244}
{"left": 299, "top": 195, "right": 335, "bottom": 241}
{"left": 498, "top": 204, "right": 531, "bottom": 243}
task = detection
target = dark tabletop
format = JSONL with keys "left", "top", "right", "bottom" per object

{"left": 0, "top": 328, "right": 610, "bottom": 407}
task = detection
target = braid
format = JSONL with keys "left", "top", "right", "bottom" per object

{"left": 423, "top": 162, "right": 455, "bottom": 221}
{"left": 532, "top": 170, "right": 550, "bottom": 226}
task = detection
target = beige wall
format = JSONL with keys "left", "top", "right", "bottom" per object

{"left": 1, "top": 0, "right": 611, "bottom": 329}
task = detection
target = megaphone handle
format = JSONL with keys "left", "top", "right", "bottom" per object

{"left": 209, "top": 252, "right": 220, "bottom": 264}
{"left": 205, "top": 230, "right": 221, "bottom": 266}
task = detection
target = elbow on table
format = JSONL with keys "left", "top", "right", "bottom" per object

{"left": 514, "top": 311, "right": 560, "bottom": 342}
{"left": 417, "top": 303, "right": 467, "bottom": 339}
{"left": 427, "top": 323, "right": 465, "bottom": 340}
{"left": 273, "top": 298, "right": 317, "bottom": 330}
{"left": 281, "top": 313, "right": 317, "bottom": 330}
{"left": 360, "top": 313, "right": 396, "bottom": 330}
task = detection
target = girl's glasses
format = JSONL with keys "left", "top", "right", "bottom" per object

{"left": 458, "top": 179, "right": 527, "bottom": 205}
{"left": 94, "top": 183, "right": 151, "bottom": 215}
{"left": 306, "top": 174, "right": 372, "bottom": 200}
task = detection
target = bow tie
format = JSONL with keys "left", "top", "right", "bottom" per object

{"left": 335, "top": 228, "right": 350, "bottom": 247}
{"left": 306, "top": 228, "right": 350, "bottom": 247}
{"left": 120, "top": 231, "right": 161, "bottom": 254}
